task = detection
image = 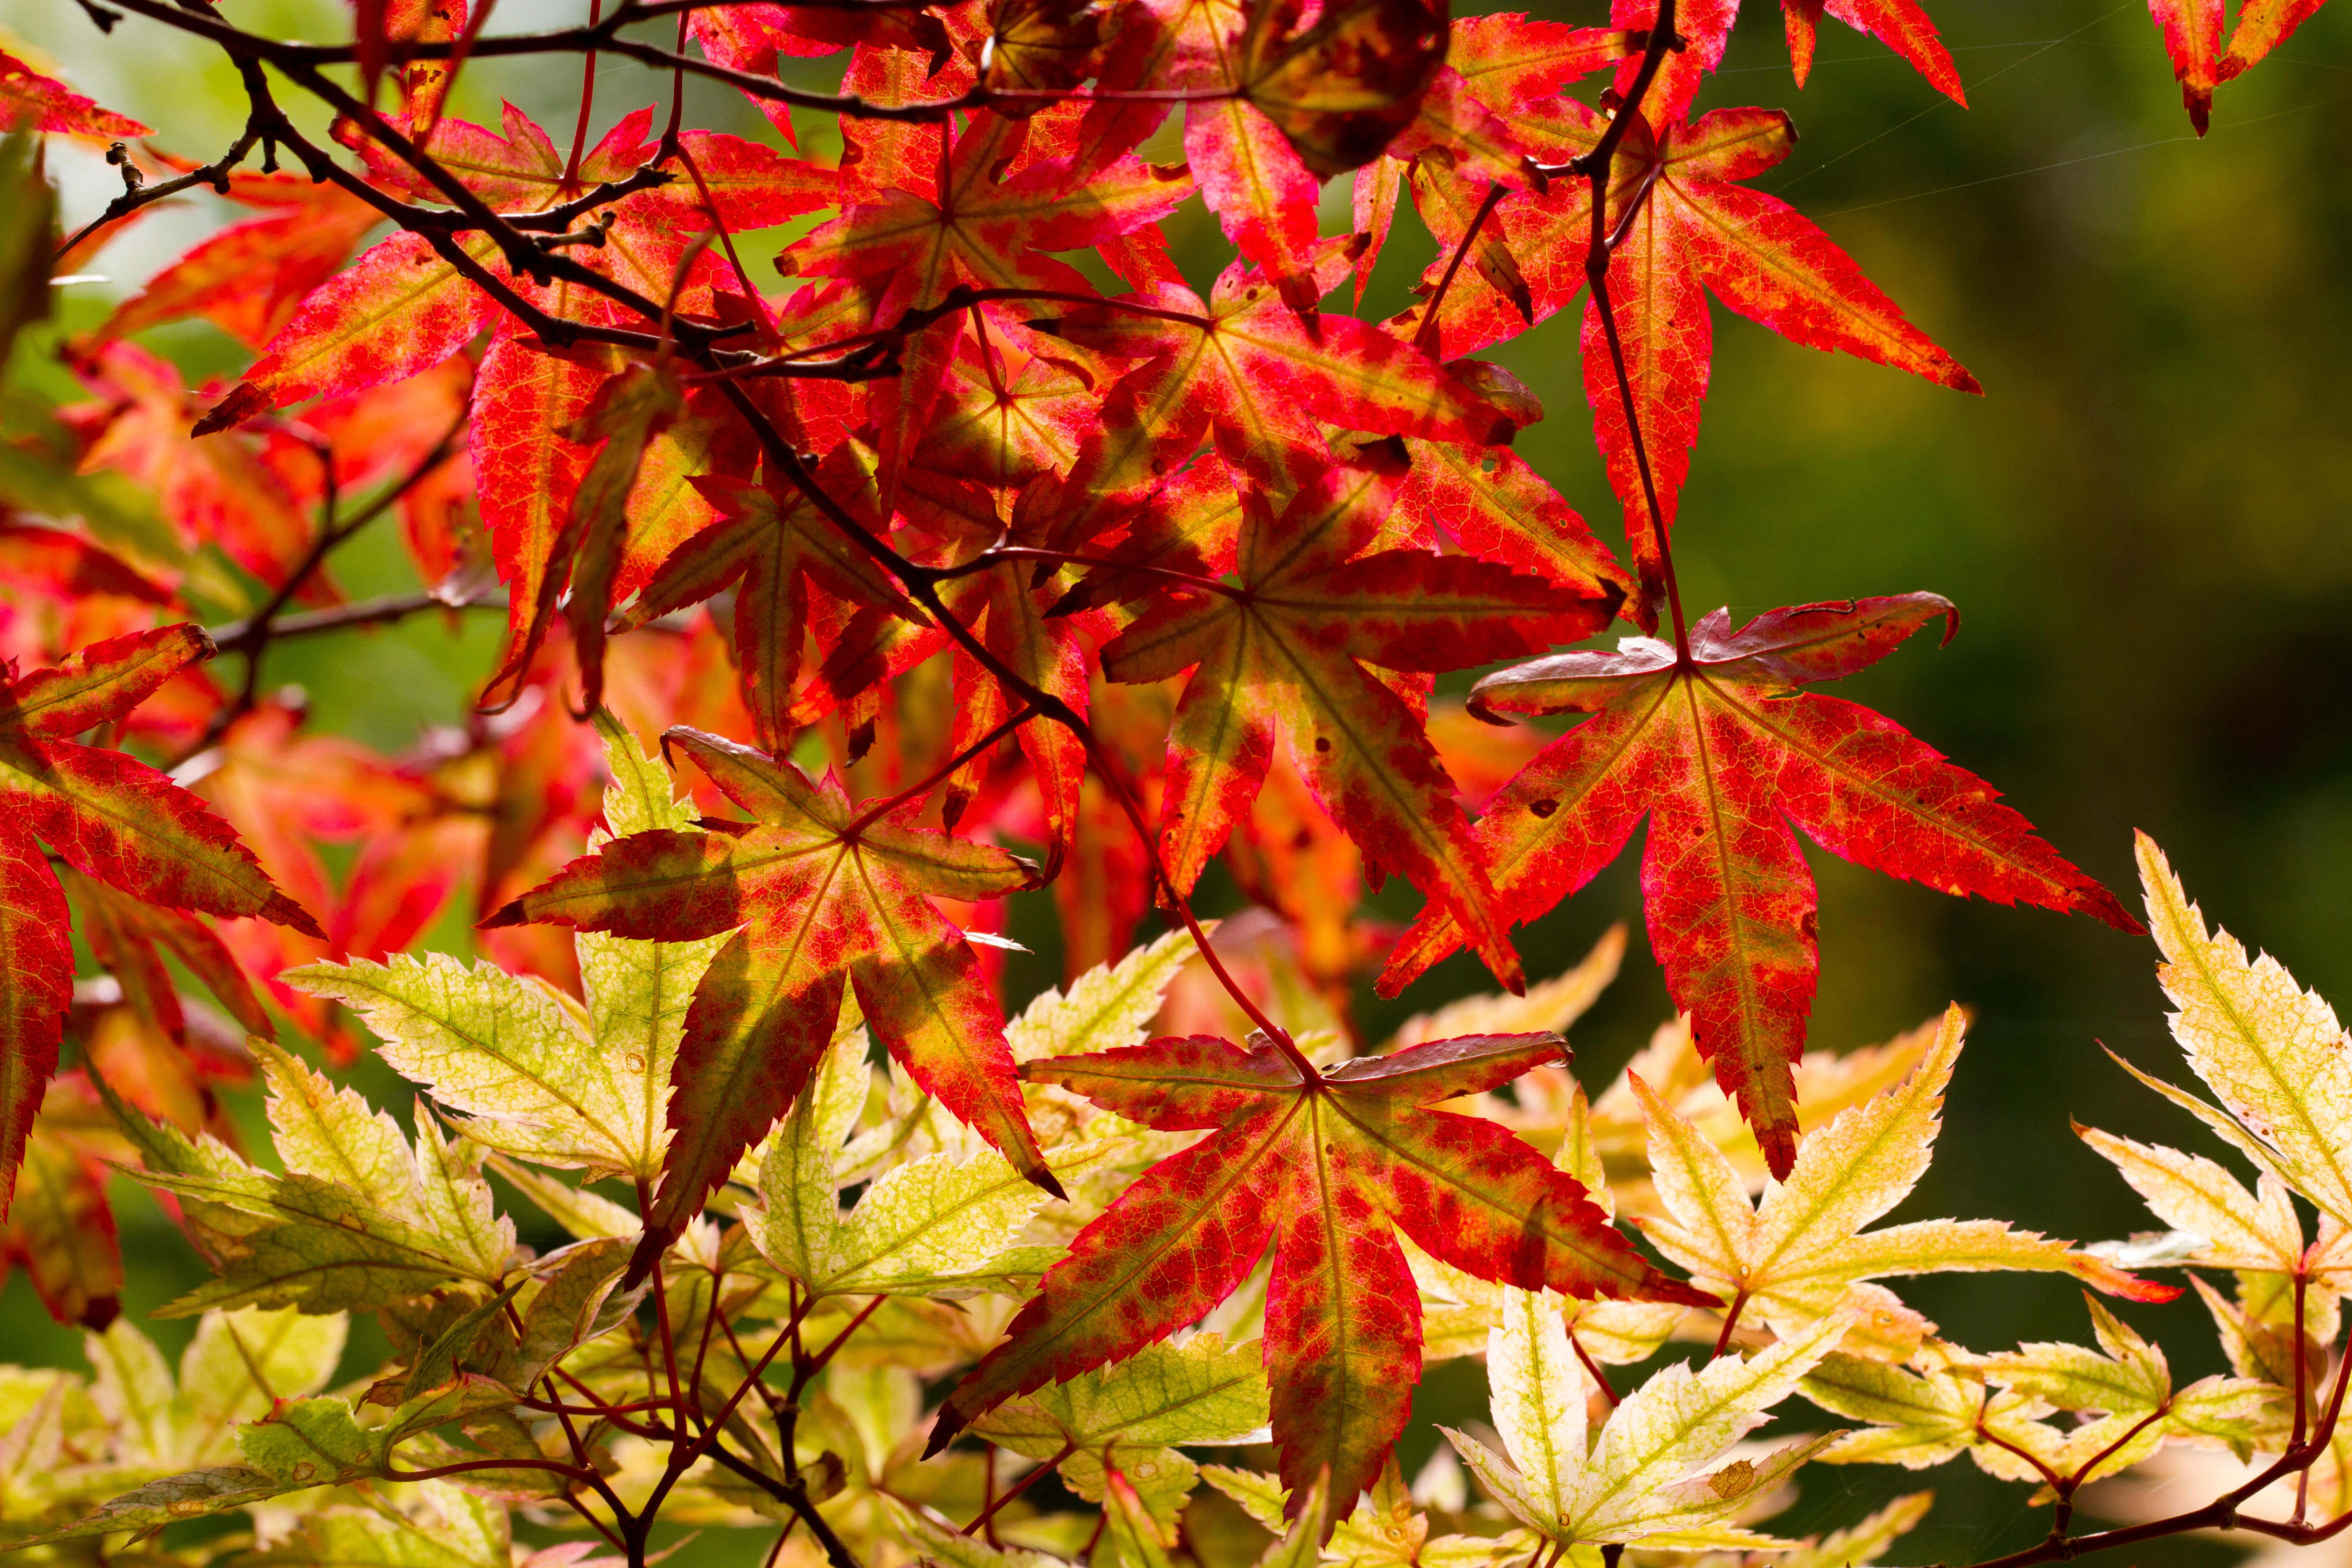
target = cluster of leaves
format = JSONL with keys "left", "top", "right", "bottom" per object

{"left": 3, "top": 0, "right": 2172, "bottom": 1279}
{"left": 0, "top": 0, "right": 2341, "bottom": 1561}
{"left": 5, "top": 745, "right": 2343, "bottom": 1568}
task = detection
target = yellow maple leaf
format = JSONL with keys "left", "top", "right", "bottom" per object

{"left": 1633, "top": 1005, "right": 2171, "bottom": 1357}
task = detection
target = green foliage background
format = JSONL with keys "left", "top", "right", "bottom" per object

{"left": 5, "top": 0, "right": 2349, "bottom": 1560}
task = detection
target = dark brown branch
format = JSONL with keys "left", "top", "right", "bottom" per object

{"left": 54, "top": 124, "right": 264, "bottom": 264}
{"left": 204, "top": 586, "right": 504, "bottom": 648}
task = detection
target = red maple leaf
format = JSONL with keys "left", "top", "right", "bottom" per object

{"left": 2145, "top": 0, "right": 2331, "bottom": 134}
{"left": 1080, "top": 0, "right": 1450, "bottom": 309}
{"left": 98, "top": 173, "right": 383, "bottom": 349}
{"left": 783, "top": 107, "right": 1188, "bottom": 509}
{"left": 1398, "top": 103, "right": 1977, "bottom": 622}
{"left": 65, "top": 342, "right": 338, "bottom": 605}
{"left": 618, "top": 445, "right": 914, "bottom": 752}
{"left": 1610, "top": 0, "right": 1963, "bottom": 126}
{"left": 0, "top": 626, "right": 319, "bottom": 1215}
{"left": 484, "top": 726, "right": 1057, "bottom": 1274}
{"left": 929, "top": 1029, "right": 1709, "bottom": 1509}
{"left": 0, "top": 49, "right": 149, "bottom": 139}
{"left": 1098, "top": 444, "right": 1620, "bottom": 993}
{"left": 1039, "top": 240, "right": 1518, "bottom": 497}
{"left": 1380, "top": 594, "right": 2138, "bottom": 1177}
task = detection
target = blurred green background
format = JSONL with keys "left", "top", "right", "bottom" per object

{"left": 5, "top": 0, "right": 2350, "bottom": 1558}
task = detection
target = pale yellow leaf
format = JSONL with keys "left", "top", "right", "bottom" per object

{"left": 2137, "top": 832, "right": 2352, "bottom": 1225}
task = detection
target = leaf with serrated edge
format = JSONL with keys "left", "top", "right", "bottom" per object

{"left": 1009, "top": 926, "right": 1209, "bottom": 1063}
{"left": 1386, "top": 599, "right": 2137, "bottom": 1176}
{"left": 2131, "top": 832, "right": 2352, "bottom": 1227}
{"left": 1387, "top": 925, "right": 1625, "bottom": 1053}
{"left": 485, "top": 725, "right": 1055, "bottom": 1275}
{"left": 295, "top": 719, "right": 720, "bottom": 1183}
{"left": 974, "top": 1333, "right": 1269, "bottom": 1525}
{"left": 1449, "top": 1304, "right": 1848, "bottom": 1547}
{"left": 931, "top": 1029, "right": 1704, "bottom": 1510}
{"left": 1632, "top": 1005, "right": 2171, "bottom": 1350}
{"left": 7, "top": 1466, "right": 287, "bottom": 1545}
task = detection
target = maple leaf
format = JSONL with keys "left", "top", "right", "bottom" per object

{"left": 1364, "top": 12, "right": 1632, "bottom": 254}
{"left": 1101, "top": 446, "right": 1619, "bottom": 991}
{"left": 483, "top": 725, "right": 1056, "bottom": 1276}
{"left": 2, "top": 1304, "right": 348, "bottom": 1543}
{"left": 1382, "top": 594, "right": 2137, "bottom": 1176}
{"left": 972, "top": 1333, "right": 1270, "bottom": 1528}
{"left": 1448, "top": 1292, "right": 1851, "bottom": 1551}
{"left": 878, "top": 1501, "right": 1063, "bottom": 1568}
{"left": 1774, "top": 1491, "right": 1938, "bottom": 1568}
{"left": 2077, "top": 894, "right": 2352, "bottom": 1335}
{"left": 1398, "top": 109, "right": 1976, "bottom": 618}
{"left": 0, "top": 520, "right": 169, "bottom": 607}
{"left": 976, "top": 0, "right": 1105, "bottom": 108}
{"left": 103, "top": 1037, "right": 515, "bottom": 1316}
{"left": 98, "top": 176, "right": 382, "bottom": 349}
{"left": 1083, "top": 0, "right": 1445, "bottom": 308}
{"left": 1798, "top": 1342, "right": 2074, "bottom": 1482}
{"left": 785, "top": 112, "right": 1187, "bottom": 313}
{"left": 605, "top": 464, "right": 860, "bottom": 729}
{"left": 783, "top": 108, "right": 1186, "bottom": 505}
{"left": 0, "top": 626, "right": 318, "bottom": 1217}
{"left": 1977, "top": 1297, "right": 2276, "bottom": 1478}
{"left": 1395, "top": 438, "right": 1631, "bottom": 600}
{"left": 1607, "top": 0, "right": 1962, "bottom": 128}
{"left": 193, "top": 106, "right": 830, "bottom": 433}
{"left": 747, "top": 1021, "right": 1123, "bottom": 1300}
{"left": 1633, "top": 1004, "right": 2174, "bottom": 1355}
{"left": 5, "top": 1078, "right": 123, "bottom": 1327}
{"left": 2136, "top": 828, "right": 2352, "bottom": 1224}
{"left": 489, "top": 354, "right": 686, "bottom": 711}
{"left": 66, "top": 342, "right": 333, "bottom": 602}
{"left": 2146, "top": 0, "right": 2330, "bottom": 133}
{"left": 1034, "top": 240, "right": 1519, "bottom": 494}
{"left": 63, "top": 865, "right": 274, "bottom": 1046}
{"left": 0, "top": 48, "right": 149, "bottom": 139}
{"left": 284, "top": 901, "right": 726, "bottom": 1190}
{"left": 2219, "top": 0, "right": 2334, "bottom": 84}
{"left": 1804, "top": 1320, "right": 2274, "bottom": 1485}
{"left": 1192, "top": 0, "right": 1448, "bottom": 308}
{"left": 927, "top": 1029, "right": 1708, "bottom": 1511}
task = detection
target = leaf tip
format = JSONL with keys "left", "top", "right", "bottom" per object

{"left": 190, "top": 382, "right": 267, "bottom": 437}
{"left": 477, "top": 897, "right": 530, "bottom": 930}
{"left": 264, "top": 892, "right": 326, "bottom": 941}
{"left": 922, "top": 1403, "right": 969, "bottom": 1458}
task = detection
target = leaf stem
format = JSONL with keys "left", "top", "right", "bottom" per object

{"left": 964, "top": 1441, "right": 1073, "bottom": 1534}
{"left": 841, "top": 706, "right": 1036, "bottom": 837}
{"left": 1413, "top": 179, "right": 1507, "bottom": 355}
{"left": 1566, "top": 1326, "right": 1619, "bottom": 1406}
{"left": 1708, "top": 1290, "right": 1746, "bottom": 1359}
{"left": 564, "top": 0, "right": 602, "bottom": 185}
